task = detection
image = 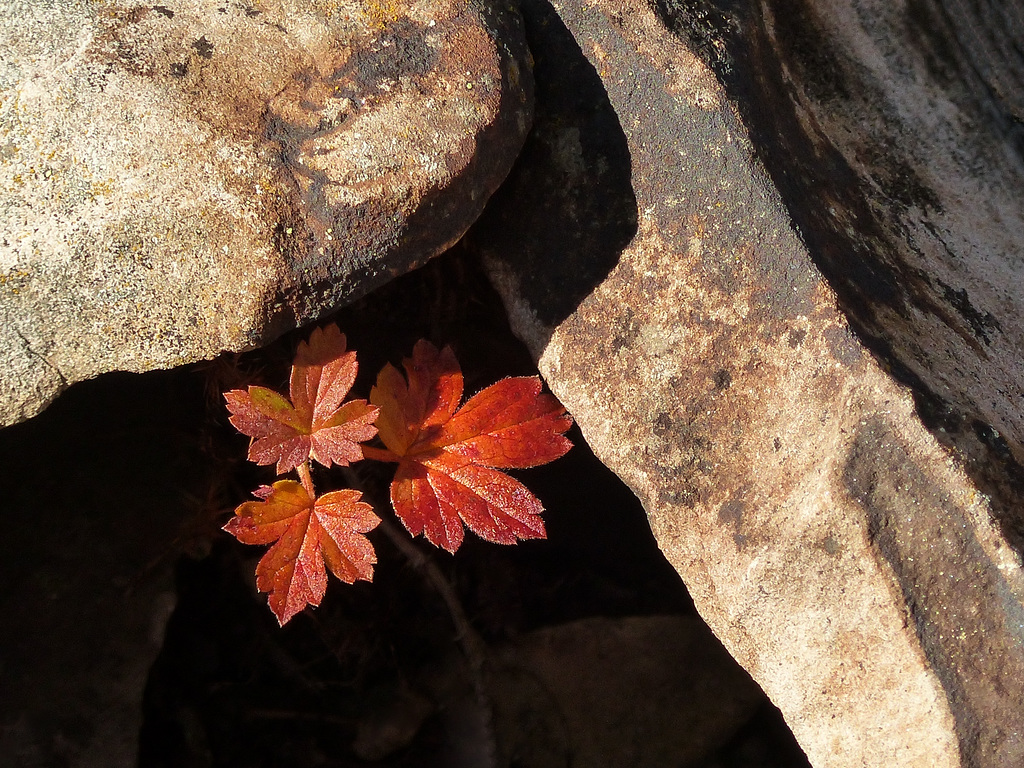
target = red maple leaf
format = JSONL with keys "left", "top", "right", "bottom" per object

{"left": 224, "top": 480, "right": 380, "bottom": 625}
{"left": 224, "top": 324, "right": 379, "bottom": 473}
{"left": 368, "top": 340, "right": 572, "bottom": 553}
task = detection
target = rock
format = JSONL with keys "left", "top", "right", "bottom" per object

{"left": 489, "top": 615, "right": 764, "bottom": 768}
{"left": 664, "top": 0, "right": 1024, "bottom": 547}
{"left": 352, "top": 684, "right": 435, "bottom": 762}
{"left": 409, "top": 615, "right": 764, "bottom": 768}
{"left": 0, "top": 0, "right": 533, "bottom": 426}
{"left": 467, "top": 0, "right": 1024, "bottom": 766}
{"left": 0, "top": 369, "right": 204, "bottom": 767}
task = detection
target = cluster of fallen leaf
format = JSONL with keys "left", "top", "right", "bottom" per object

{"left": 223, "top": 324, "right": 573, "bottom": 625}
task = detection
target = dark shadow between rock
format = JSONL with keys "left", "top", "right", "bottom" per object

{"left": 0, "top": 367, "right": 210, "bottom": 768}
{"left": 135, "top": 247, "right": 809, "bottom": 768}
{"left": 466, "top": 0, "right": 639, "bottom": 329}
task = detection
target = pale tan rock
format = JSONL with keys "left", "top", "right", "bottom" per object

{"left": 0, "top": 0, "right": 532, "bottom": 425}
{"left": 469, "top": 0, "right": 1024, "bottom": 765}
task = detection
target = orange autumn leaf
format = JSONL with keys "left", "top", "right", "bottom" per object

{"left": 369, "top": 340, "right": 572, "bottom": 553}
{"left": 224, "top": 480, "right": 380, "bottom": 625}
{"left": 224, "top": 324, "right": 379, "bottom": 473}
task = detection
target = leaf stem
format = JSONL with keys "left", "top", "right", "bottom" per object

{"left": 360, "top": 445, "right": 400, "bottom": 463}
{"left": 296, "top": 461, "right": 316, "bottom": 498}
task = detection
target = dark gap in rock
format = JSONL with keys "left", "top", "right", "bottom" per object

{"left": 466, "top": 0, "right": 638, "bottom": 329}
{"left": 0, "top": 363, "right": 213, "bottom": 767}
{"left": 130, "top": 246, "right": 809, "bottom": 766}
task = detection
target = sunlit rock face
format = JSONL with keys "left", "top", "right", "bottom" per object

{"left": 683, "top": 0, "right": 1024, "bottom": 540}
{"left": 0, "top": 0, "right": 533, "bottom": 425}
{"left": 469, "top": 0, "right": 1024, "bottom": 766}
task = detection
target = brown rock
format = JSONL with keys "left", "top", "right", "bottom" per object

{"left": 490, "top": 616, "right": 764, "bottom": 768}
{"left": 406, "top": 615, "right": 764, "bottom": 768}
{"left": 0, "top": 0, "right": 532, "bottom": 426}
{"left": 468, "top": 0, "right": 1024, "bottom": 766}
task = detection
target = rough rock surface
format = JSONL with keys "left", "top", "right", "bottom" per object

{"left": 0, "top": 0, "right": 532, "bottom": 426}
{"left": 468, "top": 0, "right": 1024, "bottom": 766}
{"left": 658, "top": 0, "right": 1024, "bottom": 547}
{"left": 404, "top": 616, "right": 765, "bottom": 768}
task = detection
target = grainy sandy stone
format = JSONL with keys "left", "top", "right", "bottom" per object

{"left": 689, "top": 0, "right": 1024, "bottom": 545}
{"left": 0, "top": 0, "right": 532, "bottom": 425}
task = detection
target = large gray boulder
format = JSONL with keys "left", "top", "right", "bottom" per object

{"left": 468, "top": 0, "right": 1024, "bottom": 765}
{"left": 0, "top": 0, "right": 532, "bottom": 426}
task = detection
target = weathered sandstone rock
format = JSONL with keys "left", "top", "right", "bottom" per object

{"left": 468, "top": 0, "right": 1024, "bottom": 766}
{"left": 665, "top": 0, "right": 1024, "bottom": 548}
{"left": 0, "top": 0, "right": 532, "bottom": 426}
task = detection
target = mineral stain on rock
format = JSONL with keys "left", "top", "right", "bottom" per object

{"left": 190, "top": 35, "right": 214, "bottom": 59}
{"left": 937, "top": 282, "right": 1002, "bottom": 345}
{"left": 339, "top": 17, "right": 438, "bottom": 90}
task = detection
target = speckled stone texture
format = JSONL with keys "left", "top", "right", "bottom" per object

{"left": 0, "top": 0, "right": 532, "bottom": 426}
{"left": 676, "top": 0, "right": 1024, "bottom": 550}
{"left": 468, "top": 0, "right": 1024, "bottom": 765}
